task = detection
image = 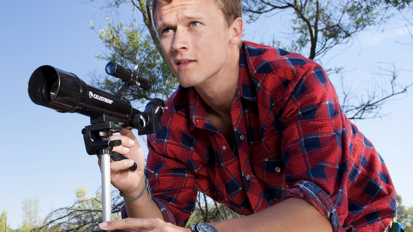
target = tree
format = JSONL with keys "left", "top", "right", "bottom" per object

{"left": 242, "top": 0, "right": 412, "bottom": 119}
{"left": 89, "top": 0, "right": 178, "bottom": 103}
{"left": 0, "top": 210, "right": 10, "bottom": 232}
{"left": 40, "top": 0, "right": 412, "bottom": 229}
{"left": 20, "top": 198, "right": 40, "bottom": 231}
{"left": 243, "top": 0, "right": 392, "bottom": 60}
{"left": 33, "top": 186, "right": 122, "bottom": 231}
{"left": 336, "top": 62, "right": 412, "bottom": 120}
{"left": 397, "top": 195, "right": 413, "bottom": 231}
{"left": 186, "top": 193, "right": 243, "bottom": 226}
{"left": 90, "top": 16, "right": 178, "bottom": 103}
{"left": 382, "top": 0, "right": 413, "bottom": 9}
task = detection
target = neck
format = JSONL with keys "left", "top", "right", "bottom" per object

{"left": 195, "top": 49, "right": 240, "bottom": 117}
{"left": 195, "top": 69, "right": 238, "bottom": 117}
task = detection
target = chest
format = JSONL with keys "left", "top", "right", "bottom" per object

{"left": 190, "top": 97, "right": 286, "bottom": 213}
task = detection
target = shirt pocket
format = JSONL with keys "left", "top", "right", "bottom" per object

{"left": 254, "top": 157, "right": 286, "bottom": 203}
{"left": 261, "top": 157, "right": 285, "bottom": 181}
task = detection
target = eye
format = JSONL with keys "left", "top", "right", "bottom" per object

{"left": 190, "top": 21, "right": 200, "bottom": 27}
{"left": 162, "top": 28, "right": 172, "bottom": 34}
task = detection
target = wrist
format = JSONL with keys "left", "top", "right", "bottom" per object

{"left": 189, "top": 223, "right": 218, "bottom": 232}
{"left": 120, "top": 176, "right": 150, "bottom": 202}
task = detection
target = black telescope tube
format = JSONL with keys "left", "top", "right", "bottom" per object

{"left": 105, "top": 61, "right": 151, "bottom": 90}
{"left": 28, "top": 65, "right": 140, "bottom": 127}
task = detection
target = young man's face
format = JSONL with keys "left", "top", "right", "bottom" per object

{"left": 155, "top": 0, "right": 237, "bottom": 88}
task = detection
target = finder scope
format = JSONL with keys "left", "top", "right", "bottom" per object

{"left": 105, "top": 61, "right": 151, "bottom": 90}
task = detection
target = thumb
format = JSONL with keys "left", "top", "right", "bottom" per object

{"left": 120, "top": 128, "right": 136, "bottom": 139}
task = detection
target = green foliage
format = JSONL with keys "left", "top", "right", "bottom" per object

{"left": 381, "top": 0, "right": 413, "bottom": 9}
{"left": 397, "top": 195, "right": 413, "bottom": 231}
{"left": 186, "top": 193, "right": 243, "bottom": 227}
{"left": 20, "top": 198, "right": 40, "bottom": 231}
{"left": 20, "top": 221, "right": 32, "bottom": 232}
{"left": 33, "top": 186, "right": 122, "bottom": 231}
{"left": 91, "top": 17, "right": 177, "bottom": 104}
{"left": 244, "top": 0, "right": 393, "bottom": 60}
{"left": 0, "top": 210, "right": 10, "bottom": 232}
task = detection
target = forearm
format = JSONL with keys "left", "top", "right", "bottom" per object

{"left": 210, "top": 198, "right": 332, "bottom": 232}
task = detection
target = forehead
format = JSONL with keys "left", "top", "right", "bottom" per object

{"left": 155, "top": 0, "right": 220, "bottom": 25}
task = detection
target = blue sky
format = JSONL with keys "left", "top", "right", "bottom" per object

{"left": 0, "top": 0, "right": 412, "bottom": 229}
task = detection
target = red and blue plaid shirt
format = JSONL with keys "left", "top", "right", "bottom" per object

{"left": 125, "top": 41, "right": 396, "bottom": 231}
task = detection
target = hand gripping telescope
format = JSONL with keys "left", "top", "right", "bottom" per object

{"left": 28, "top": 61, "right": 165, "bottom": 231}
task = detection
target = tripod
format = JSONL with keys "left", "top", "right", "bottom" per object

{"left": 83, "top": 114, "right": 137, "bottom": 232}
{"left": 83, "top": 97, "right": 164, "bottom": 231}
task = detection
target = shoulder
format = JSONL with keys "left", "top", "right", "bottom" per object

{"left": 242, "top": 41, "right": 321, "bottom": 82}
{"left": 242, "top": 41, "right": 329, "bottom": 103}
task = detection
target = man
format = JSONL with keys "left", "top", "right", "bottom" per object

{"left": 98, "top": 0, "right": 397, "bottom": 231}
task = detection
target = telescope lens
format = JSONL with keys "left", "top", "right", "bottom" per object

{"left": 106, "top": 62, "right": 116, "bottom": 74}
{"left": 50, "top": 79, "right": 59, "bottom": 101}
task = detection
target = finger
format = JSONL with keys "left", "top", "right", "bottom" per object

{"left": 120, "top": 127, "right": 135, "bottom": 137}
{"left": 111, "top": 159, "right": 135, "bottom": 172}
{"left": 97, "top": 157, "right": 102, "bottom": 170}
{"left": 112, "top": 145, "right": 131, "bottom": 155}
{"left": 108, "top": 135, "right": 136, "bottom": 148}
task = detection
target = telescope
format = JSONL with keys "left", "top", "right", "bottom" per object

{"left": 28, "top": 61, "right": 165, "bottom": 232}
{"left": 28, "top": 61, "right": 162, "bottom": 132}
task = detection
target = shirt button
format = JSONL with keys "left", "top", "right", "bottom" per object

{"left": 240, "top": 135, "right": 244, "bottom": 140}
{"left": 246, "top": 175, "right": 250, "bottom": 180}
{"left": 222, "top": 146, "right": 226, "bottom": 150}
{"left": 275, "top": 167, "right": 281, "bottom": 173}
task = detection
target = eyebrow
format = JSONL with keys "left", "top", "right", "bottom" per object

{"left": 157, "top": 14, "right": 205, "bottom": 30}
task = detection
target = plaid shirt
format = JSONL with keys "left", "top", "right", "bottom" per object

{"left": 124, "top": 41, "right": 396, "bottom": 231}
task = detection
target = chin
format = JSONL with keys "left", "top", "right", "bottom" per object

{"left": 178, "top": 81, "right": 196, "bottom": 88}
{"left": 176, "top": 77, "right": 200, "bottom": 88}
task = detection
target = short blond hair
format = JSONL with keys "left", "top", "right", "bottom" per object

{"left": 151, "top": 0, "right": 242, "bottom": 27}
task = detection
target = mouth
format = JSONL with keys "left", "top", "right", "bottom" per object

{"left": 176, "top": 60, "right": 195, "bottom": 65}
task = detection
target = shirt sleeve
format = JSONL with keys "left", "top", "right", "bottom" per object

{"left": 146, "top": 135, "right": 198, "bottom": 226}
{"left": 120, "top": 136, "right": 198, "bottom": 226}
{"left": 276, "top": 60, "right": 396, "bottom": 231}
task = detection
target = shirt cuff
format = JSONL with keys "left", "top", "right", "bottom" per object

{"left": 152, "top": 197, "right": 180, "bottom": 225}
{"left": 283, "top": 180, "right": 340, "bottom": 231}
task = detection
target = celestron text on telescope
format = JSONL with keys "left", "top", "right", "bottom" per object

{"left": 89, "top": 91, "right": 114, "bottom": 104}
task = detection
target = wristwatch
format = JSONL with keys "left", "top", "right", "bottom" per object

{"left": 189, "top": 223, "right": 218, "bottom": 232}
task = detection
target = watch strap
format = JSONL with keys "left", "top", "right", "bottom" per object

{"left": 189, "top": 223, "right": 218, "bottom": 232}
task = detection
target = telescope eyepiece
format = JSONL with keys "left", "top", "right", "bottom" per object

{"left": 105, "top": 62, "right": 117, "bottom": 75}
{"left": 50, "top": 78, "right": 60, "bottom": 101}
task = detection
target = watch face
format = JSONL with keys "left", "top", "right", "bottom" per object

{"left": 196, "top": 223, "right": 217, "bottom": 232}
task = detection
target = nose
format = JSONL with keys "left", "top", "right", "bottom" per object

{"left": 172, "top": 27, "right": 188, "bottom": 52}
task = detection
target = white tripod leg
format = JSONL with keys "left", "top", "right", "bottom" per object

{"left": 101, "top": 153, "right": 112, "bottom": 222}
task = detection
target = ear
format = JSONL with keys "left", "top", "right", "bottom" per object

{"left": 229, "top": 17, "right": 243, "bottom": 46}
